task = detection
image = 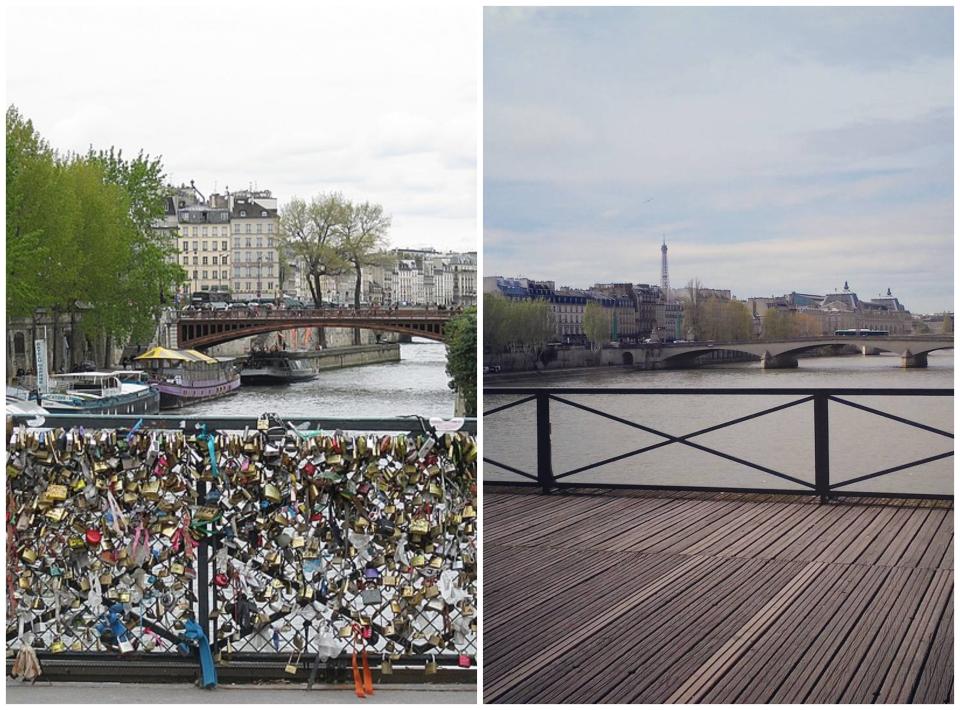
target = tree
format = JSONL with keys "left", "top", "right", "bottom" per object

{"left": 280, "top": 194, "right": 350, "bottom": 347}
{"left": 339, "top": 200, "right": 391, "bottom": 344}
{"left": 280, "top": 194, "right": 350, "bottom": 307}
{"left": 444, "top": 306, "right": 476, "bottom": 416}
{"left": 583, "top": 301, "right": 611, "bottom": 348}
{"left": 943, "top": 313, "right": 953, "bottom": 335}
{"left": 681, "top": 278, "right": 705, "bottom": 340}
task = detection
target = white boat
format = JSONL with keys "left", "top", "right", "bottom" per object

{"left": 14, "top": 371, "right": 160, "bottom": 415}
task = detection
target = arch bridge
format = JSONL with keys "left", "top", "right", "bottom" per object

{"left": 177, "top": 308, "right": 453, "bottom": 350}
{"left": 616, "top": 335, "right": 954, "bottom": 369}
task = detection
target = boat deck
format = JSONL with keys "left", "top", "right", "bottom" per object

{"left": 484, "top": 488, "right": 953, "bottom": 704}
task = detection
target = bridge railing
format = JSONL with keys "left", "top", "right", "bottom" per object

{"left": 6, "top": 414, "right": 477, "bottom": 681}
{"left": 483, "top": 387, "right": 953, "bottom": 500}
{"left": 178, "top": 307, "right": 454, "bottom": 320}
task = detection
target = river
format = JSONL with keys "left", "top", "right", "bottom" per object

{"left": 485, "top": 352, "right": 954, "bottom": 495}
{"left": 177, "top": 340, "right": 456, "bottom": 419}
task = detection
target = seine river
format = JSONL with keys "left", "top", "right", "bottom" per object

{"left": 178, "top": 341, "right": 456, "bottom": 419}
{"left": 485, "top": 352, "right": 954, "bottom": 495}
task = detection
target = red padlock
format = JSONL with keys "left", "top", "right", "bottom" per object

{"left": 458, "top": 654, "right": 472, "bottom": 668}
{"left": 361, "top": 626, "right": 373, "bottom": 640}
{"left": 85, "top": 528, "right": 102, "bottom": 546}
{"left": 214, "top": 573, "right": 229, "bottom": 587}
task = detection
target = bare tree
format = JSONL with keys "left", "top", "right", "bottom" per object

{"left": 339, "top": 200, "right": 391, "bottom": 344}
{"left": 280, "top": 194, "right": 349, "bottom": 347}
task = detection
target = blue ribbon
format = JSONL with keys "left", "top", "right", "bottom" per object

{"left": 179, "top": 619, "right": 217, "bottom": 689}
{"left": 196, "top": 424, "right": 220, "bottom": 479}
{"left": 126, "top": 418, "right": 144, "bottom": 443}
{"left": 95, "top": 603, "right": 129, "bottom": 644}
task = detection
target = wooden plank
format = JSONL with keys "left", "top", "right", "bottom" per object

{"left": 874, "top": 569, "right": 953, "bottom": 703}
{"left": 911, "top": 588, "right": 953, "bottom": 703}
{"left": 665, "top": 561, "right": 828, "bottom": 703}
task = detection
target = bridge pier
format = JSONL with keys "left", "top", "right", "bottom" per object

{"left": 901, "top": 351, "right": 928, "bottom": 368}
{"left": 761, "top": 352, "right": 798, "bottom": 369}
{"left": 861, "top": 346, "right": 881, "bottom": 356}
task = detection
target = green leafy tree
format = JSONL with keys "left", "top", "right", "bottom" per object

{"left": 444, "top": 306, "right": 477, "bottom": 416}
{"left": 583, "top": 301, "right": 611, "bottom": 348}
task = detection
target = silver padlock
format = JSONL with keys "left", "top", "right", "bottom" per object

{"left": 118, "top": 638, "right": 134, "bottom": 654}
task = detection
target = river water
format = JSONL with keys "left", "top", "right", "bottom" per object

{"left": 177, "top": 341, "right": 456, "bottom": 419}
{"left": 484, "top": 352, "right": 954, "bottom": 495}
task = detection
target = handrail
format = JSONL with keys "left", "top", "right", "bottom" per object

{"left": 483, "top": 387, "right": 953, "bottom": 500}
{"left": 8, "top": 412, "right": 477, "bottom": 435}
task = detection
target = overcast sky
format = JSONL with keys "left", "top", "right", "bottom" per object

{"left": 485, "top": 7, "right": 954, "bottom": 313}
{"left": 6, "top": 0, "right": 477, "bottom": 252}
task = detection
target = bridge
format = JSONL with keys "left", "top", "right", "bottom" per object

{"left": 176, "top": 308, "right": 455, "bottom": 349}
{"left": 609, "top": 335, "right": 954, "bottom": 369}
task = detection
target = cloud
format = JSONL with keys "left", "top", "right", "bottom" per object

{"left": 483, "top": 6, "right": 953, "bottom": 312}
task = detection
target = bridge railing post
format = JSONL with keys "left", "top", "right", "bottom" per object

{"left": 535, "top": 393, "right": 555, "bottom": 493}
{"left": 813, "top": 393, "right": 830, "bottom": 503}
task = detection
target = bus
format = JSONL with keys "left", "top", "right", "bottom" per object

{"left": 834, "top": 328, "right": 889, "bottom": 337}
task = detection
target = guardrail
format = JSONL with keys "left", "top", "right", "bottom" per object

{"left": 6, "top": 415, "right": 477, "bottom": 685}
{"left": 483, "top": 387, "right": 953, "bottom": 500}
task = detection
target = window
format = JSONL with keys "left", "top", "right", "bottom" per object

{"left": 233, "top": 223, "right": 239, "bottom": 234}
{"left": 182, "top": 256, "right": 188, "bottom": 265}
{"left": 268, "top": 237, "right": 274, "bottom": 247}
{"left": 267, "top": 282, "right": 272, "bottom": 290}
{"left": 182, "top": 240, "right": 188, "bottom": 252}
{"left": 202, "top": 257, "right": 208, "bottom": 265}
{"left": 267, "top": 224, "right": 273, "bottom": 234}
{"left": 14, "top": 332, "right": 25, "bottom": 355}
{"left": 221, "top": 241, "right": 227, "bottom": 251}
{"left": 192, "top": 257, "right": 198, "bottom": 265}
{"left": 245, "top": 237, "right": 252, "bottom": 248}
{"left": 256, "top": 237, "right": 263, "bottom": 248}
{"left": 240, "top": 210, "right": 246, "bottom": 217}
{"left": 221, "top": 226, "right": 227, "bottom": 237}
{"left": 221, "top": 255, "right": 228, "bottom": 265}
{"left": 246, "top": 282, "right": 252, "bottom": 291}
{"left": 212, "top": 241, "right": 218, "bottom": 251}
{"left": 256, "top": 224, "right": 263, "bottom": 234}
{"left": 212, "top": 256, "right": 218, "bottom": 265}
{"left": 192, "top": 241, "right": 198, "bottom": 252}
{"left": 202, "top": 270, "right": 208, "bottom": 279}
{"left": 202, "top": 226, "right": 208, "bottom": 236}
{"left": 192, "top": 226, "right": 199, "bottom": 236}
{"left": 261, "top": 210, "right": 267, "bottom": 217}
{"left": 245, "top": 224, "right": 252, "bottom": 233}
{"left": 193, "top": 270, "right": 198, "bottom": 279}
{"left": 234, "top": 282, "right": 241, "bottom": 291}
{"left": 234, "top": 237, "right": 240, "bottom": 249}
{"left": 202, "top": 241, "right": 208, "bottom": 251}
{"left": 222, "top": 270, "right": 228, "bottom": 279}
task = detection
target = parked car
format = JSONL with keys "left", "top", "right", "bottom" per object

{"left": 209, "top": 301, "right": 229, "bottom": 311}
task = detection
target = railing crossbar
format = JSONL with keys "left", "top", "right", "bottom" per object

{"left": 549, "top": 394, "right": 813, "bottom": 488}
{"left": 481, "top": 457, "right": 538, "bottom": 482}
{"left": 829, "top": 451, "right": 955, "bottom": 490}
{"left": 483, "top": 395, "right": 537, "bottom": 417}
{"left": 828, "top": 396, "right": 954, "bottom": 439}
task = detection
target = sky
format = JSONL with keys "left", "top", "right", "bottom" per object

{"left": 6, "top": 0, "right": 477, "bottom": 253}
{"left": 484, "top": 7, "right": 954, "bottom": 313}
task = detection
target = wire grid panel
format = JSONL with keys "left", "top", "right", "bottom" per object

{"left": 6, "top": 425, "right": 477, "bottom": 662}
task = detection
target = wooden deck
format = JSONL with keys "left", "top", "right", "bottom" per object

{"left": 484, "top": 489, "right": 953, "bottom": 704}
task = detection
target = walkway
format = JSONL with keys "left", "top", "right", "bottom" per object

{"left": 484, "top": 489, "right": 953, "bottom": 704}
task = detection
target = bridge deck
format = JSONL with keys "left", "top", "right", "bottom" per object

{"left": 484, "top": 489, "right": 953, "bottom": 704}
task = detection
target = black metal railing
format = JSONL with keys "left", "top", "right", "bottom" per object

{"left": 6, "top": 415, "right": 477, "bottom": 680}
{"left": 483, "top": 387, "right": 953, "bottom": 500}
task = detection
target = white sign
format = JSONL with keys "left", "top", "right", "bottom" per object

{"left": 35, "top": 340, "right": 49, "bottom": 394}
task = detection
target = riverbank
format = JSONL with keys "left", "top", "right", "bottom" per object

{"left": 293, "top": 343, "right": 400, "bottom": 371}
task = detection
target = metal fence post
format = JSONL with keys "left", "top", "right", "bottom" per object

{"left": 196, "top": 477, "right": 210, "bottom": 634}
{"left": 813, "top": 393, "right": 830, "bottom": 503}
{"left": 536, "top": 393, "right": 555, "bottom": 493}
